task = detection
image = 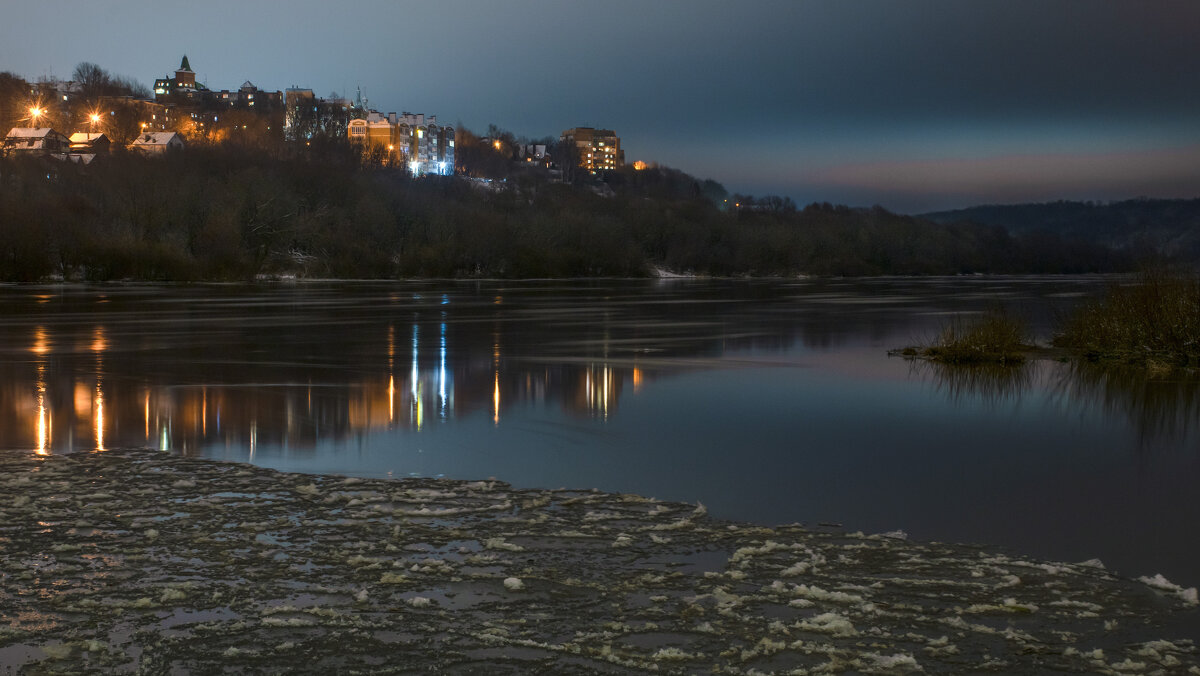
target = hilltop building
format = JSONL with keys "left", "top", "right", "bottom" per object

{"left": 561, "top": 127, "right": 624, "bottom": 174}
{"left": 153, "top": 55, "right": 199, "bottom": 100}
{"left": 348, "top": 111, "right": 454, "bottom": 175}
{"left": 152, "top": 56, "right": 283, "bottom": 142}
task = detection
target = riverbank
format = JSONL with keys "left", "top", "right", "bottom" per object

{"left": 1, "top": 449, "right": 1196, "bottom": 674}
{"left": 0, "top": 150, "right": 1131, "bottom": 282}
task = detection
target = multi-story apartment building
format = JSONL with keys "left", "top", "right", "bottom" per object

{"left": 560, "top": 127, "right": 624, "bottom": 174}
{"left": 348, "top": 111, "right": 454, "bottom": 175}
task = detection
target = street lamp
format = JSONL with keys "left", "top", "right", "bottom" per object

{"left": 89, "top": 113, "right": 101, "bottom": 134}
{"left": 29, "top": 106, "right": 43, "bottom": 125}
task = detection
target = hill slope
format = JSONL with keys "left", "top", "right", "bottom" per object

{"left": 922, "top": 198, "right": 1200, "bottom": 263}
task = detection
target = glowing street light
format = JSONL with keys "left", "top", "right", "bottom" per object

{"left": 492, "top": 140, "right": 502, "bottom": 151}
{"left": 29, "top": 106, "right": 43, "bottom": 125}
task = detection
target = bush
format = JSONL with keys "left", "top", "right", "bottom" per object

{"left": 913, "top": 307, "right": 1031, "bottom": 365}
{"left": 1054, "top": 270, "right": 1200, "bottom": 368}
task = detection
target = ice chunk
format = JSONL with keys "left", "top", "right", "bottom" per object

{"left": 1138, "top": 574, "right": 1199, "bottom": 605}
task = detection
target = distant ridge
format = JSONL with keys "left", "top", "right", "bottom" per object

{"left": 922, "top": 198, "right": 1200, "bottom": 263}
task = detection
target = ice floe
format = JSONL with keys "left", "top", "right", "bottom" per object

{"left": 0, "top": 448, "right": 1196, "bottom": 674}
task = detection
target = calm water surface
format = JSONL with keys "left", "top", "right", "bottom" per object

{"left": 3, "top": 277, "right": 1198, "bottom": 587}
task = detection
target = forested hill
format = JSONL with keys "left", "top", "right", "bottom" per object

{"left": 922, "top": 198, "right": 1200, "bottom": 263}
{"left": 0, "top": 147, "right": 1133, "bottom": 282}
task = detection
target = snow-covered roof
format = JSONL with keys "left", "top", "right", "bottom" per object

{"left": 130, "top": 132, "right": 182, "bottom": 146}
{"left": 69, "top": 132, "right": 107, "bottom": 143}
{"left": 7, "top": 127, "right": 55, "bottom": 139}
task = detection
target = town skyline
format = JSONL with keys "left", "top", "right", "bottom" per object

{"left": 3, "top": 1, "right": 1200, "bottom": 213}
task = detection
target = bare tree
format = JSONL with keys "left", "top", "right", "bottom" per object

{"left": 73, "top": 62, "right": 113, "bottom": 99}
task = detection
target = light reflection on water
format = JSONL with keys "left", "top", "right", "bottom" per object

{"left": 1, "top": 278, "right": 1198, "bottom": 587}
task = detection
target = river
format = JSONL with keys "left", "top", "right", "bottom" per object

{"left": 2, "top": 277, "right": 1197, "bottom": 588}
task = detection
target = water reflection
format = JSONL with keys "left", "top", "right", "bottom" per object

{"left": 908, "top": 359, "right": 1035, "bottom": 405}
{"left": 1053, "top": 362, "right": 1200, "bottom": 446}
{"left": 0, "top": 278, "right": 1169, "bottom": 456}
{"left": 4, "top": 321, "right": 644, "bottom": 455}
{"left": 913, "top": 356, "right": 1200, "bottom": 443}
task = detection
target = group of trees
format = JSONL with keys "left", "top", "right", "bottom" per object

{"left": 925, "top": 198, "right": 1200, "bottom": 265}
{"left": 0, "top": 141, "right": 1134, "bottom": 283}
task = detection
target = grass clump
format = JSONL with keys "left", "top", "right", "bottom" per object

{"left": 904, "top": 308, "right": 1031, "bottom": 365}
{"left": 1053, "top": 271, "right": 1200, "bottom": 369}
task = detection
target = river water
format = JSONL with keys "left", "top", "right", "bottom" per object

{"left": 2, "top": 277, "right": 1198, "bottom": 588}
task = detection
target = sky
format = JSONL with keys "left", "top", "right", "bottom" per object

{"left": 3, "top": 0, "right": 1199, "bottom": 213}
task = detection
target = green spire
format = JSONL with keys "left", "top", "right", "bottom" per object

{"left": 179, "top": 55, "right": 192, "bottom": 72}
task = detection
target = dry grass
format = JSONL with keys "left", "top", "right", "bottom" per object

{"left": 903, "top": 307, "right": 1031, "bottom": 365}
{"left": 1054, "top": 270, "right": 1200, "bottom": 369}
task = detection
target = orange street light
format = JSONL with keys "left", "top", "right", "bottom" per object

{"left": 89, "top": 113, "right": 101, "bottom": 124}
{"left": 29, "top": 106, "right": 43, "bottom": 123}
{"left": 492, "top": 140, "right": 502, "bottom": 151}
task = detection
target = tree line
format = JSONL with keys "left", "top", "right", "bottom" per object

{"left": 0, "top": 143, "right": 1133, "bottom": 282}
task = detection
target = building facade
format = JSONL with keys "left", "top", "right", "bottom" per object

{"left": 348, "top": 111, "right": 454, "bottom": 175}
{"left": 2, "top": 128, "right": 71, "bottom": 156}
{"left": 152, "top": 56, "right": 283, "bottom": 143}
{"left": 560, "top": 127, "right": 624, "bottom": 174}
{"left": 130, "top": 131, "right": 185, "bottom": 155}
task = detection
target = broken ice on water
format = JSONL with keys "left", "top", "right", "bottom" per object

{"left": 0, "top": 448, "right": 1197, "bottom": 674}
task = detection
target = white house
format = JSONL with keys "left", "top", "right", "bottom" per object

{"left": 3, "top": 128, "right": 71, "bottom": 156}
{"left": 129, "top": 132, "right": 185, "bottom": 155}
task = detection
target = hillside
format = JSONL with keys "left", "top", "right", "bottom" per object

{"left": 0, "top": 147, "right": 1133, "bottom": 281}
{"left": 923, "top": 199, "right": 1200, "bottom": 263}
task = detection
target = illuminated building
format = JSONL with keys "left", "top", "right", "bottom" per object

{"left": 348, "top": 111, "right": 455, "bottom": 175}
{"left": 68, "top": 132, "right": 110, "bottom": 154}
{"left": 153, "top": 55, "right": 198, "bottom": 99}
{"left": 560, "top": 127, "right": 625, "bottom": 174}
{"left": 153, "top": 56, "right": 283, "bottom": 142}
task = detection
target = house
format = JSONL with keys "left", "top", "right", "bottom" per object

{"left": 3, "top": 128, "right": 71, "bottom": 156}
{"left": 130, "top": 131, "right": 184, "bottom": 155}
{"left": 69, "top": 132, "right": 111, "bottom": 154}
